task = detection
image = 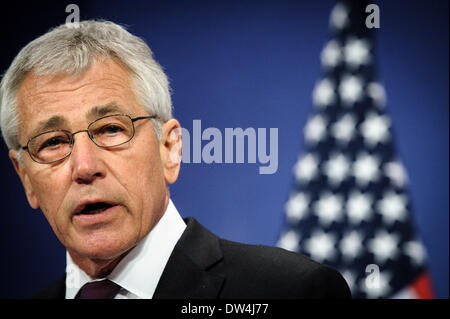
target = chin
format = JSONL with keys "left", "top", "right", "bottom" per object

{"left": 71, "top": 232, "right": 137, "bottom": 262}
{"left": 85, "top": 246, "right": 129, "bottom": 261}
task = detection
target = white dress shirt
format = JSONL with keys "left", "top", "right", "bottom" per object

{"left": 65, "top": 199, "right": 186, "bottom": 299}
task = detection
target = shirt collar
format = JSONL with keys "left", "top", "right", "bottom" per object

{"left": 65, "top": 199, "right": 186, "bottom": 299}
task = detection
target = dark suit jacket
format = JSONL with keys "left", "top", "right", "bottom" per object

{"left": 32, "top": 217, "right": 351, "bottom": 299}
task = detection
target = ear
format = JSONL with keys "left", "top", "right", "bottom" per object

{"left": 159, "top": 119, "right": 182, "bottom": 184}
{"left": 9, "top": 150, "right": 39, "bottom": 209}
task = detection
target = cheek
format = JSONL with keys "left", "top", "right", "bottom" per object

{"left": 133, "top": 146, "right": 167, "bottom": 210}
{"left": 107, "top": 142, "right": 165, "bottom": 213}
{"left": 133, "top": 154, "right": 165, "bottom": 201}
{"left": 31, "top": 170, "right": 70, "bottom": 223}
{"left": 132, "top": 138, "right": 165, "bottom": 187}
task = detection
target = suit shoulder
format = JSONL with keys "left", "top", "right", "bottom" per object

{"left": 30, "top": 275, "right": 66, "bottom": 299}
{"left": 218, "top": 239, "right": 351, "bottom": 298}
{"left": 180, "top": 218, "right": 350, "bottom": 298}
{"left": 220, "top": 239, "right": 318, "bottom": 269}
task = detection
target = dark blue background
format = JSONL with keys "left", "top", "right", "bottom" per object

{"left": 0, "top": 0, "right": 447, "bottom": 298}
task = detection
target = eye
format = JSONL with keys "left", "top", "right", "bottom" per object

{"left": 39, "top": 136, "right": 69, "bottom": 151}
{"left": 98, "top": 124, "right": 125, "bottom": 135}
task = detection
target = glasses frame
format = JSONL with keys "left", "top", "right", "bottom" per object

{"left": 21, "top": 114, "right": 156, "bottom": 164}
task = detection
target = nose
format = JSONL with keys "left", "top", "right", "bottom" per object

{"left": 70, "top": 131, "right": 105, "bottom": 184}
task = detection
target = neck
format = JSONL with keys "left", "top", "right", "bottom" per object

{"left": 68, "top": 249, "right": 130, "bottom": 279}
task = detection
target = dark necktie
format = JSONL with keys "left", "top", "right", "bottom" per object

{"left": 75, "top": 279, "right": 122, "bottom": 299}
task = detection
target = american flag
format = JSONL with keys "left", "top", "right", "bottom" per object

{"left": 277, "top": 0, "right": 434, "bottom": 298}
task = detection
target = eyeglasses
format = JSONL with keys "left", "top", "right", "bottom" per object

{"left": 21, "top": 114, "right": 156, "bottom": 164}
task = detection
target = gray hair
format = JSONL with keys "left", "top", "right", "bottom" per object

{"left": 0, "top": 20, "right": 172, "bottom": 155}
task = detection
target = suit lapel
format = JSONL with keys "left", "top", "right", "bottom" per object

{"left": 153, "top": 218, "right": 225, "bottom": 299}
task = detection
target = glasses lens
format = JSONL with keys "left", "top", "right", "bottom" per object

{"left": 89, "top": 115, "right": 134, "bottom": 147}
{"left": 29, "top": 131, "right": 72, "bottom": 163}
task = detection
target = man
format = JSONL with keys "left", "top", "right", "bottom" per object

{"left": 0, "top": 20, "right": 351, "bottom": 299}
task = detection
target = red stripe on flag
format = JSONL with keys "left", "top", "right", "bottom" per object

{"left": 412, "top": 272, "right": 435, "bottom": 299}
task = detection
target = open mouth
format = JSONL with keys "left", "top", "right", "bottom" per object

{"left": 74, "top": 202, "right": 116, "bottom": 215}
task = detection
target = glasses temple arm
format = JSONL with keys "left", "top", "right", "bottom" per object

{"left": 131, "top": 115, "right": 157, "bottom": 123}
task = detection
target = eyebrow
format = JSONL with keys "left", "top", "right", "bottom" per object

{"left": 30, "top": 115, "right": 69, "bottom": 138}
{"left": 86, "top": 102, "right": 125, "bottom": 121}
{"left": 29, "top": 102, "right": 126, "bottom": 138}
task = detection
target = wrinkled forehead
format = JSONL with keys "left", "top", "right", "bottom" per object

{"left": 29, "top": 102, "right": 131, "bottom": 137}
{"left": 16, "top": 57, "right": 135, "bottom": 110}
{"left": 15, "top": 58, "right": 142, "bottom": 139}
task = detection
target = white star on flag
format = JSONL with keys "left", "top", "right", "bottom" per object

{"left": 341, "top": 270, "right": 357, "bottom": 292}
{"left": 331, "top": 113, "right": 357, "bottom": 145}
{"left": 293, "top": 153, "right": 319, "bottom": 183}
{"left": 339, "top": 74, "right": 364, "bottom": 106}
{"left": 285, "top": 192, "right": 310, "bottom": 222}
{"left": 352, "top": 152, "right": 380, "bottom": 186}
{"left": 340, "top": 230, "right": 364, "bottom": 261}
{"left": 367, "top": 82, "right": 387, "bottom": 108}
{"left": 346, "top": 190, "right": 374, "bottom": 225}
{"left": 323, "top": 153, "right": 350, "bottom": 186}
{"left": 367, "top": 230, "right": 400, "bottom": 264}
{"left": 304, "top": 114, "right": 327, "bottom": 144}
{"left": 384, "top": 161, "right": 409, "bottom": 188}
{"left": 313, "top": 192, "right": 344, "bottom": 227}
{"left": 313, "top": 78, "right": 336, "bottom": 108}
{"left": 344, "top": 37, "right": 371, "bottom": 69}
{"left": 404, "top": 240, "right": 427, "bottom": 266}
{"left": 321, "top": 40, "right": 342, "bottom": 68}
{"left": 376, "top": 190, "right": 408, "bottom": 226}
{"left": 360, "top": 112, "right": 391, "bottom": 147}
{"left": 303, "top": 230, "right": 337, "bottom": 263}
{"left": 276, "top": 230, "right": 300, "bottom": 252}
{"left": 329, "top": 2, "right": 349, "bottom": 30}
